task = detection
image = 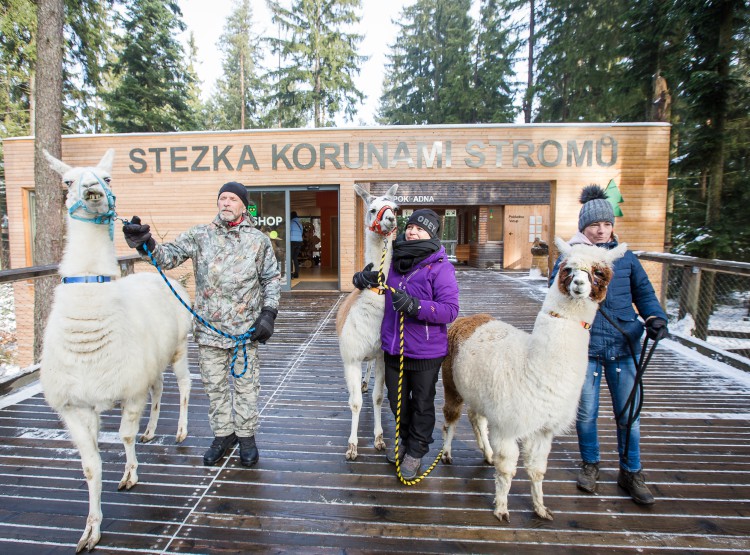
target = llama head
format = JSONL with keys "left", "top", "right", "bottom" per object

{"left": 44, "top": 149, "right": 116, "bottom": 214}
{"left": 353, "top": 183, "right": 399, "bottom": 236}
{"left": 553, "top": 237, "right": 627, "bottom": 303}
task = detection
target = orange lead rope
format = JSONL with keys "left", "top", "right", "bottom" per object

{"left": 378, "top": 240, "right": 443, "bottom": 485}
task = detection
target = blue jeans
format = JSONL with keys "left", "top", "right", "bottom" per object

{"left": 576, "top": 356, "right": 642, "bottom": 472}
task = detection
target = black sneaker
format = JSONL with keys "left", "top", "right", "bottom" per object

{"left": 576, "top": 462, "right": 600, "bottom": 493}
{"left": 238, "top": 435, "right": 259, "bottom": 467}
{"left": 203, "top": 433, "right": 238, "bottom": 466}
{"left": 618, "top": 468, "right": 655, "bottom": 505}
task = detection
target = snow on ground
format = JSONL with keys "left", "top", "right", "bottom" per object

{"left": 0, "top": 284, "right": 19, "bottom": 380}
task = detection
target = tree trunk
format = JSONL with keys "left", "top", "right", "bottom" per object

{"left": 33, "top": 0, "right": 65, "bottom": 362}
{"left": 240, "top": 53, "right": 246, "bottom": 129}
{"left": 523, "top": 0, "right": 535, "bottom": 124}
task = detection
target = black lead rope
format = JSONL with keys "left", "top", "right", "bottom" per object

{"left": 596, "top": 309, "right": 661, "bottom": 465}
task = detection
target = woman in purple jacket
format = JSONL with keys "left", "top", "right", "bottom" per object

{"left": 354, "top": 209, "right": 459, "bottom": 479}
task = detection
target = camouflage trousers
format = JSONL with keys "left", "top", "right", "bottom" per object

{"left": 198, "top": 344, "right": 260, "bottom": 437}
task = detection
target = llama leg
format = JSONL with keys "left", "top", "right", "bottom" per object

{"left": 490, "top": 430, "right": 520, "bottom": 523}
{"left": 344, "top": 360, "right": 363, "bottom": 460}
{"left": 361, "top": 360, "right": 372, "bottom": 393}
{"left": 171, "top": 342, "right": 192, "bottom": 443}
{"left": 441, "top": 384, "right": 463, "bottom": 465}
{"left": 371, "top": 355, "right": 386, "bottom": 451}
{"left": 140, "top": 374, "right": 163, "bottom": 443}
{"left": 468, "top": 408, "right": 493, "bottom": 464}
{"left": 59, "top": 406, "right": 103, "bottom": 553}
{"left": 522, "top": 430, "right": 555, "bottom": 520}
{"left": 118, "top": 396, "right": 147, "bottom": 490}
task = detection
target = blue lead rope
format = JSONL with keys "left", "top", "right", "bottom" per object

{"left": 137, "top": 237, "right": 255, "bottom": 379}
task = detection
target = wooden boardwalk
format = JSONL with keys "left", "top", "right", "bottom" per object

{"left": 1, "top": 269, "right": 749, "bottom": 553}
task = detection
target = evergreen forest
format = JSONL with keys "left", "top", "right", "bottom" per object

{"left": 1, "top": 0, "right": 748, "bottom": 261}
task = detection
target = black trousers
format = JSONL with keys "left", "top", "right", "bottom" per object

{"left": 290, "top": 241, "right": 303, "bottom": 275}
{"left": 384, "top": 354, "right": 442, "bottom": 458}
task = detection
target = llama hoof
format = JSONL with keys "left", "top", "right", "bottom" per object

{"left": 117, "top": 468, "right": 138, "bottom": 490}
{"left": 76, "top": 518, "right": 101, "bottom": 553}
{"left": 493, "top": 508, "right": 510, "bottom": 523}
{"left": 175, "top": 428, "right": 188, "bottom": 443}
{"left": 139, "top": 429, "right": 155, "bottom": 443}
{"left": 374, "top": 434, "right": 386, "bottom": 451}
{"left": 345, "top": 443, "right": 358, "bottom": 460}
{"left": 535, "top": 506, "right": 554, "bottom": 520}
{"left": 361, "top": 381, "right": 369, "bottom": 393}
{"left": 441, "top": 452, "right": 453, "bottom": 464}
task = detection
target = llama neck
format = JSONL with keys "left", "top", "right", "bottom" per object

{"left": 58, "top": 218, "right": 120, "bottom": 278}
{"left": 364, "top": 229, "right": 394, "bottom": 277}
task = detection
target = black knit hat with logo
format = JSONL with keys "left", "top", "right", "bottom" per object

{"left": 407, "top": 209, "right": 441, "bottom": 238}
{"left": 218, "top": 181, "right": 249, "bottom": 208}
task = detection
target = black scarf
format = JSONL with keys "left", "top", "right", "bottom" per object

{"left": 392, "top": 234, "right": 441, "bottom": 273}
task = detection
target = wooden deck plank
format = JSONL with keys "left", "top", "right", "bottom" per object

{"left": 0, "top": 269, "right": 749, "bottom": 553}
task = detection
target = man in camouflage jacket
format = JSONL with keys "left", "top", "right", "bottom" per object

{"left": 123, "top": 182, "right": 281, "bottom": 468}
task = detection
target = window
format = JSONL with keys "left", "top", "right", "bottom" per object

{"left": 529, "top": 215, "right": 543, "bottom": 243}
{"left": 488, "top": 207, "right": 503, "bottom": 241}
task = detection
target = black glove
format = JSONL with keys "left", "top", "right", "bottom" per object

{"left": 249, "top": 307, "right": 277, "bottom": 344}
{"left": 352, "top": 262, "right": 380, "bottom": 290}
{"left": 391, "top": 289, "right": 420, "bottom": 318}
{"left": 645, "top": 317, "right": 668, "bottom": 341}
{"left": 123, "top": 215, "right": 156, "bottom": 253}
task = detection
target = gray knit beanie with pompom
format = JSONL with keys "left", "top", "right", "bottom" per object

{"left": 578, "top": 184, "right": 615, "bottom": 231}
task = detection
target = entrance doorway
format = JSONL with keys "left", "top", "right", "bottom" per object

{"left": 289, "top": 189, "right": 339, "bottom": 291}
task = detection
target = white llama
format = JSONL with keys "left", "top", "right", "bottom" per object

{"left": 336, "top": 183, "right": 399, "bottom": 460}
{"left": 441, "top": 238, "right": 626, "bottom": 521}
{"left": 40, "top": 149, "right": 192, "bottom": 553}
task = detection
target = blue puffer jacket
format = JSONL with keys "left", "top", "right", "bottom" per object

{"left": 550, "top": 237, "right": 667, "bottom": 360}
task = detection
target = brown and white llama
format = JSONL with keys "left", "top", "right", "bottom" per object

{"left": 336, "top": 183, "right": 399, "bottom": 460}
{"left": 441, "top": 238, "right": 626, "bottom": 521}
{"left": 40, "top": 149, "right": 192, "bottom": 552}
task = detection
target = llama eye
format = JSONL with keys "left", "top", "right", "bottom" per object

{"left": 64, "top": 180, "right": 73, "bottom": 186}
{"left": 103, "top": 177, "right": 111, "bottom": 184}
{"left": 593, "top": 270, "right": 605, "bottom": 279}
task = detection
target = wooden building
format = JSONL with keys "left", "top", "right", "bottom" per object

{"left": 3, "top": 124, "right": 670, "bottom": 364}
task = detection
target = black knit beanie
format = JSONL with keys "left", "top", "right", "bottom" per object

{"left": 218, "top": 181, "right": 249, "bottom": 208}
{"left": 406, "top": 209, "right": 441, "bottom": 238}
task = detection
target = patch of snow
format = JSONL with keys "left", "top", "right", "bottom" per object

{"left": 0, "top": 284, "right": 19, "bottom": 379}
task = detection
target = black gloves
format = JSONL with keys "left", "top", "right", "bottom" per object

{"left": 249, "top": 307, "right": 278, "bottom": 344}
{"left": 645, "top": 317, "right": 668, "bottom": 341}
{"left": 123, "top": 216, "right": 156, "bottom": 254}
{"left": 352, "top": 262, "right": 380, "bottom": 290}
{"left": 391, "top": 289, "right": 420, "bottom": 318}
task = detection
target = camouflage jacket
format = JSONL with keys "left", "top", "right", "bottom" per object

{"left": 151, "top": 215, "right": 281, "bottom": 348}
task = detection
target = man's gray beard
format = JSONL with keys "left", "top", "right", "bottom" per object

{"left": 219, "top": 210, "right": 237, "bottom": 222}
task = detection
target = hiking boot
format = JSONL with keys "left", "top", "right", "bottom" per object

{"left": 576, "top": 462, "right": 600, "bottom": 493}
{"left": 238, "top": 435, "right": 259, "bottom": 467}
{"left": 400, "top": 454, "right": 422, "bottom": 480}
{"left": 203, "top": 433, "right": 238, "bottom": 466}
{"left": 618, "top": 468, "right": 655, "bottom": 505}
{"left": 386, "top": 447, "right": 406, "bottom": 465}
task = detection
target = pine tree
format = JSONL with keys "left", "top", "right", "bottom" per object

{"left": 473, "top": 0, "right": 519, "bottom": 123}
{"left": 104, "top": 0, "right": 196, "bottom": 132}
{"left": 211, "top": 0, "right": 264, "bottom": 130}
{"left": 266, "top": 0, "right": 366, "bottom": 127}
{"left": 378, "top": 0, "right": 476, "bottom": 124}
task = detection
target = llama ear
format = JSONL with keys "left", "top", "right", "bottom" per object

{"left": 353, "top": 183, "right": 373, "bottom": 205}
{"left": 97, "top": 149, "right": 115, "bottom": 173}
{"left": 605, "top": 242, "right": 628, "bottom": 263}
{"left": 554, "top": 236, "right": 571, "bottom": 256}
{"left": 385, "top": 183, "right": 399, "bottom": 200}
{"left": 43, "top": 149, "right": 72, "bottom": 177}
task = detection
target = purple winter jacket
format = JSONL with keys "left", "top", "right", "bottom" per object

{"left": 381, "top": 246, "right": 460, "bottom": 359}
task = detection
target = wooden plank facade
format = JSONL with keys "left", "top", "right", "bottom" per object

{"left": 2, "top": 123, "right": 671, "bottom": 365}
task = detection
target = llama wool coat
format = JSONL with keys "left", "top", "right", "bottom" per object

{"left": 381, "top": 246, "right": 460, "bottom": 359}
{"left": 148, "top": 215, "right": 281, "bottom": 349}
{"left": 551, "top": 235, "right": 667, "bottom": 360}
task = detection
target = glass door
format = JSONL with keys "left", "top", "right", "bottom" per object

{"left": 246, "top": 190, "right": 288, "bottom": 287}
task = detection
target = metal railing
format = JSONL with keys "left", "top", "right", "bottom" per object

{"left": 636, "top": 251, "right": 750, "bottom": 370}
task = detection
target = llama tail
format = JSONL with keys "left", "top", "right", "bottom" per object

{"left": 442, "top": 314, "right": 494, "bottom": 424}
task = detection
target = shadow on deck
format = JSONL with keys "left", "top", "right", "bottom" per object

{"left": 1, "top": 270, "right": 749, "bottom": 553}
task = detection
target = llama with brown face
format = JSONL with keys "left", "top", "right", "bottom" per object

{"left": 441, "top": 237, "right": 626, "bottom": 522}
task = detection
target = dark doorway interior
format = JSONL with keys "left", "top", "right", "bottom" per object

{"left": 290, "top": 190, "right": 338, "bottom": 290}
